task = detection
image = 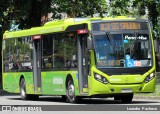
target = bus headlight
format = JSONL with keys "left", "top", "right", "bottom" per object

{"left": 144, "top": 73, "right": 155, "bottom": 83}
{"left": 94, "top": 73, "right": 109, "bottom": 84}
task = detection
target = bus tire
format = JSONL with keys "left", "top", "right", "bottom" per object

{"left": 121, "top": 93, "right": 133, "bottom": 103}
{"left": 30, "top": 95, "right": 39, "bottom": 101}
{"left": 20, "top": 78, "right": 31, "bottom": 100}
{"left": 66, "top": 80, "right": 80, "bottom": 103}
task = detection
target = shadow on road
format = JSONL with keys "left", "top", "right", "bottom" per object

{"left": 7, "top": 95, "right": 160, "bottom": 104}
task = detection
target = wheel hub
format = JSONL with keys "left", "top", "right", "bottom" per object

{"left": 68, "top": 85, "right": 74, "bottom": 97}
{"left": 21, "top": 87, "right": 25, "bottom": 97}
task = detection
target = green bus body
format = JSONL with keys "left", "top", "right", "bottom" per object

{"left": 2, "top": 16, "right": 156, "bottom": 103}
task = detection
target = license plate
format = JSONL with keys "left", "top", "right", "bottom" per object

{"left": 121, "top": 88, "right": 132, "bottom": 93}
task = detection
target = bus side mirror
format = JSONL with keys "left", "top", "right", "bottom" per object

{"left": 87, "top": 35, "right": 94, "bottom": 50}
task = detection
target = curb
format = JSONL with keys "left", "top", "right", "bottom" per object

{"left": 134, "top": 95, "right": 160, "bottom": 100}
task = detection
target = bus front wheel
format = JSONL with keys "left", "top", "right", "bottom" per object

{"left": 66, "top": 80, "right": 80, "bottom": 103}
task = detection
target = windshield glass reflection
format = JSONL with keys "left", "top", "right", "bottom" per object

{"left": 94, "top": 33, "right": 152, "bottom": 68}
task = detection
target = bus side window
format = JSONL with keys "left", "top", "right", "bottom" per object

{"left": 53, "top": 34, "right": 65, "bottom": 70}
{"left": 64, "top": 34, "right": 77, "bottom": 69}
{"left": 42, "top": 35, "right": 53, "bottom": 70}
{"left": 41, "top": 33, "right": 77, "bottom": 70}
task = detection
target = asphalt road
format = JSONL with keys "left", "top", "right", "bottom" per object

{"left": 0, "top": 94, "right": 159, "bottom": 114}
{"left": 0, "top": 94, "right": 159, "bottom": 105}
{"left": 0, "top": 94, "right": 160, "bottom": 105}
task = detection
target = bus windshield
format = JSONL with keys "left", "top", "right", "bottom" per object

{"left": 94, "top": 32, "right": 152, "bottom": 68}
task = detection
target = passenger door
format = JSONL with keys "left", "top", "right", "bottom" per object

{"left": 32, "top": 35, "right": 42, "bottom": 92}
{"left": 78, "top": 34, "right": 89, "bottom": 93}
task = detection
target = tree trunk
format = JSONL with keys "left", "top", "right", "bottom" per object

{"left": 28, "top": 0, "right": 42, "bottom": 27}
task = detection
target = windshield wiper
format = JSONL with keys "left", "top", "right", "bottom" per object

{"left": 106, "top": 32, "right": 112, "bottom": 44}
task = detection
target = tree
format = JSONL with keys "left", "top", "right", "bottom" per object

{"left": 132, "top": 0, "right": 159, "bottom": 28}
{"left": 0, "top": 0, "right": 12, "bottom": 32}
{"left": 1, "top": 0, "right": 108, "bottom": 30}
{"left": 51, "top": 0, "right": 107, "bottom": 18}
{"left": 108, "top": 0, "right": 131, "bottom": 16}
{"left": 109, "top": 0, "right": 160, "bottom": 38}
{"left": 0, "top": 0, "right": 52, "bottom": 30}
{"left": 0, "top": 0, "right": 107, "bottom": 78}
{"left": 10, "top": 0, "right": 52, "bottom": 29}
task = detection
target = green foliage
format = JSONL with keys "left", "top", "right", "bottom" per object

{"left": 0, "top": 0, "right": 52, "bottom": 30}
{"left": 109, "top": 0, "right": 160, "bottom": 39}
{"left": 109, "top": 0, "right": 131, "bottom": 16}
{"left": 51, "top": 0, "right": 107, "bottom": 18}
{"left": 0, "top": 0, "right": 107, "bottom": 29}
{"left": 132, "top": 0, "right": 159, "bottom": 27}
{"left": 0, "top": 0, "right": 12, "bottom": 31}
{"left": 0, "top": 0, "right": 159, "bottom": 37}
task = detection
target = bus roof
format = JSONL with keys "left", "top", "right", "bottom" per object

{"left": 3, "top": 16, "right": 147, "bottom": 39}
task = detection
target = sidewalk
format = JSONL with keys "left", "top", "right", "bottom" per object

{"left": 134, "top": 95, "right": 160, "bottom": 100}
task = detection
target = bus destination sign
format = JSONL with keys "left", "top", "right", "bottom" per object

{"left": 100, "top": 22, "right": 140, "bottom": 31}
{"left": 92, "top": 22, "right": 148, "bottom": 31}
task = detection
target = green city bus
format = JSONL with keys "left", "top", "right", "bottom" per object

{"left": 2, "top": 16, "right": 156, "bottom": 103}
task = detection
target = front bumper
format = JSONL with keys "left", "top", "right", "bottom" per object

{"left": 88, "top": 77, "right": 156, "bottom": 95}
